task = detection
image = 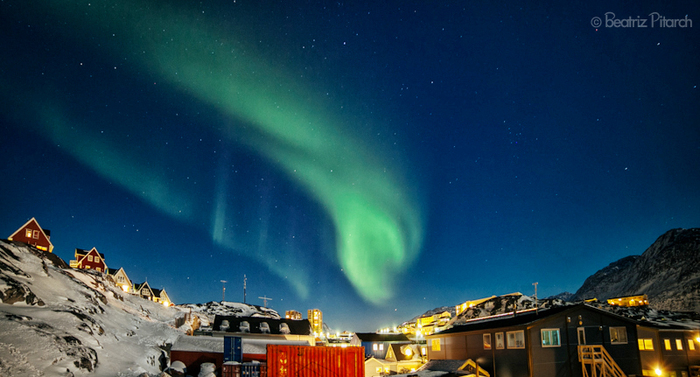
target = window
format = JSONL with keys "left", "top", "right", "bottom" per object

{"left": 375, "top": 367, "right": 382, "bottom": 373}
{"left": 379, "top": 344, "right": 384, "bottom": 351}
{"left": 676, "top": 339, "right": 683, "bottom": 350}
{"left": 431, "top": 339, "right": 441, "bottom": 351}
{"left": 507, "top": 330, "right": 525, "bottom": 349}
{"left": 33, "top": 230, "right": 40, "bottom": 239}
{"left": 496, "top": 332, "right": 504, "bottom": 349}
{"left": 689, "top": 339, "right": 696, "bottom": 351}
{"left": 638, "top": 339, "right": 654, "bottom": 350}
{"left": 88, "top": 255, "right": 93, "bottom": 262}
{"left": 664, "top": 339, "right": 672, "bottom": 350}
{"left": 541, "top": 329, "right": 561, "bottom": 347}
{"left": 96, "top": 267, "right": 101, "bottom": 272}
{"left": 95, "top": 257, "right": 100, "bottom": 263}
{"left": 610, "top": 327, "right": 628, "bottom": 344}
{"left": 25, "top": 229, "right": 32, "bottom": 238}
{"left": 373, "top": 344, "right": 378, "bottom": 351}
{"left": 483, "top": 333, "right": 492, "bottom": 350}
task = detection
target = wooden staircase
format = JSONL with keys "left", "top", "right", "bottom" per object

{"left": 578, "top": 345, "right": 626, "bottom": 377}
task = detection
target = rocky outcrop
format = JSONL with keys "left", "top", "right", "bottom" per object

{"left": 572, "top": 228, "right": 700, "bottom": 312}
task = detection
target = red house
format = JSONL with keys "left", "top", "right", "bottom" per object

{"left": 8, "top": 217, "right": 54, "bottom": 253}
{"left": 70, "top": 247, "right": 108, "bottom": 272}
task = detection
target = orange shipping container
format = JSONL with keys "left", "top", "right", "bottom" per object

{"left": 266, "top": 344, "right": 364, "bottom": 377}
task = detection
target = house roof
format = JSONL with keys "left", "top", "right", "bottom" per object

{"left": 422, "top": 359, "right": 469, "bottom": 372}
{"left": 355, "top": 333, "right": 411, "bottom": 342}
{"left": 430, "top": 303, "right": 700, "bottom": 337}
{"left": 387, "top": 344, "right": 418, "bottom": 361}
{"left": 75, "top": 248, "right": 106, "bottom": 258}
{"left": 212, "top": 315, "right": 311, "bottom": 336}
{"left": 433, "top": 305, "right": 608, "bottom": 336}
{"left": 134, "top": 282, "right": 152, "bottom": 292}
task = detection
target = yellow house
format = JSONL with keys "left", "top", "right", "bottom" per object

{"left": 152, "top": 288, "right": 172, "bottom": 306}
{"left": 415, "top": 311, "right": 452, "bottom": 336}
{"left": 107, "top": 267, "right": 132, "bottom": 293}
{"left": 364, "top": 344, "right": 424, "bottom": 377}
{"left": 606, "top": 294, "right": 648, "bottom": 307}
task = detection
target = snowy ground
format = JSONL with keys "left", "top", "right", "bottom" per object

{"left": 0, "top": 240, "right": 192, "bottom": 377}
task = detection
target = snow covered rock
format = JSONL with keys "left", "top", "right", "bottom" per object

{"left": 0, "top": 240, "right": 188, "bottom": 376}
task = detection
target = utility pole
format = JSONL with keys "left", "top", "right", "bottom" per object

{"left": 259, "top": 295, "right": 272, "bottom": 308}
{"left": 220, "top": 280, "right": 227, "bottom": 302}
{"left": 533, "top": 282, "right": 539, "bottom": 313}
{"left": 243, "top": 275, "right": 247, "bottom": 304}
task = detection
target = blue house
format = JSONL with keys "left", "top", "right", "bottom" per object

{"left": 352, "top": 333, "right": 411, "bottom": 359}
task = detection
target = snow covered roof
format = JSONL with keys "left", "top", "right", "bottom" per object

{"left": 170, "top": 335, "right": 311, "bottom": 354}
{"left": 212, "top": 315, "right": 311, "bottom": 335}
{"left": 355, "top": 333, "right": 411, "bottom": 342}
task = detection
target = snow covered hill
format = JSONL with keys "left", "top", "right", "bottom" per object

{"left": 178, "top": 301, "right": 280, "bottom": 328}
{"left": 572, "top": 228, "right": 700, "bottom": 311}
{"left": 0, "top": 240, "right": 192, "bottom": 377}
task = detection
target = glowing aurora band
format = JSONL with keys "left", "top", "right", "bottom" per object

{"left": 24, "top": 0, "right": 424, "bottom": 304}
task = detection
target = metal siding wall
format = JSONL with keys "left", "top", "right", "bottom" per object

{"left": 170, "top": 350, "right": 224, "bottom": 376}
{"left": 267, "top": 344, "right": 364, "bottom": 377}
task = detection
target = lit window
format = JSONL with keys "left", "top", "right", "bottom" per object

{"left": 95, "top": 257, "right": 100, "bottom": 263}
{"left": 664, "top": 339, "right": 672, "bottom": 350}
{"left": 431, "top": 339, "right": 441, "bottom": 351}
{"left": 689, "top": 339, "right": 696, "bottom": 351}
{"left": 379, "top": 344, "right": 384, "bottom": 351}
{"left": 33, "top": 230, "right": 40, "bottom": 239}
{"left": 541, "top": 329, "right": 561, "bottom": 347}
{"left": 638, "top": 339, "right": 655, "bottom": 350}
{"left": 507, "top": 330, "right": 525, "bottom": 349}
{"left": 88, "top": 255, "right": 93, "bottom": 262}
{"left": 483, "top": 333, "right": 492, "bottom": 350}
{"left": 496, "top": 332, "right": 504, "bottom": 349}
{"left": 96, "top": 267, "right": 101, "bottom": 272}
{"left": 644, "top": 339, "right": 654, "bottom": 350}
{"left": 676, "top": 339, "right": 683, "bottom": 350}
{"left": 85, "top": 266, "right": 90, "bottom": 269}
{"left": 375, "top": 367, "right": 382, "bottom": 373}
{"left": 610, "top": 327, "right": 628, "bottom": 344}
{"left": 25, "top": 229, "right": 32, "bottom": 238}
{"left": 373, "top": 344, "right": 378, "bottom": 351}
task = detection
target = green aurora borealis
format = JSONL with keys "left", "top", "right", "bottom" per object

{"left": 10, "top": 0, "right": 424, "bottom": 304}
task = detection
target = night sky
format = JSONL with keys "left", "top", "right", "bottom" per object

{"left": 1, "top": 0, "right": 699, "bottom": 332}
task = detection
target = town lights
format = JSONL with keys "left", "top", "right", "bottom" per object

{"left": 655, "top": 368, "right": 663, "bottom": 376}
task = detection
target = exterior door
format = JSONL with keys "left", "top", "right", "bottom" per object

{"left": 577, "top": 327, "right": 586, "bottom": 345}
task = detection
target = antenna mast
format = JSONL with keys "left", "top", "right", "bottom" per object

{"left": 220, "top": 280, "right": 227, "bottom": 302}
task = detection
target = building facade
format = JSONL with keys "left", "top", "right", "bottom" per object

{"left": 308, "top": 309, "right": 323, "bottom": 335}
{"left": 426, "top": 304, "right": 700, "bottom": 377}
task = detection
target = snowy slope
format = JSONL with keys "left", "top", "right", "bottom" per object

{"left": 572, "top": 228, "right": 700, "bottom": 311}
{"left": 0, "top": 240, "right": 191, "bottom": 377}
